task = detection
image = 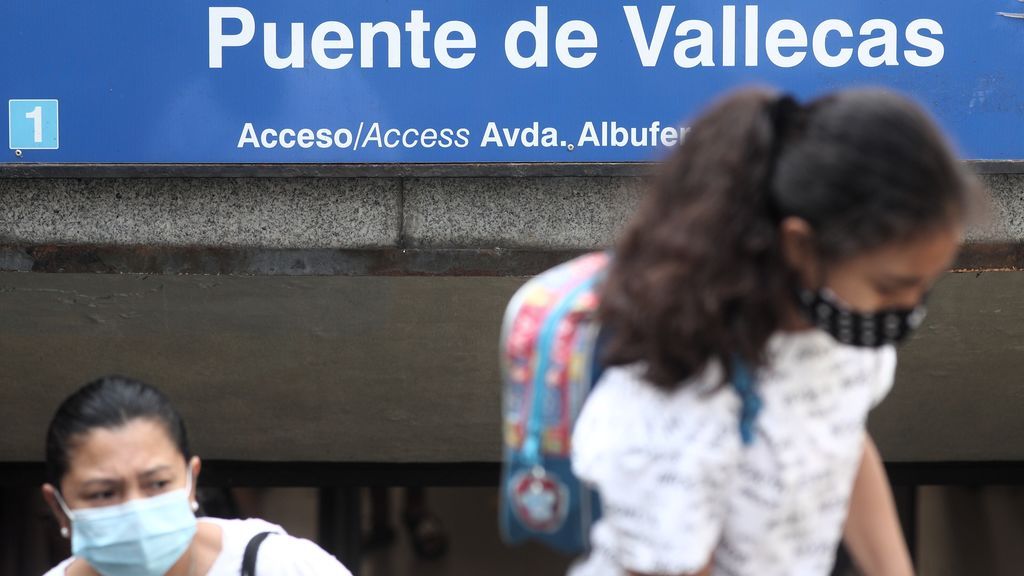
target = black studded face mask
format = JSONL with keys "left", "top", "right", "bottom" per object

{"left": 796, "top": 288, "right": 927, "bottom": 347}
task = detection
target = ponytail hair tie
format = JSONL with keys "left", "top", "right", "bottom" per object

{"left": 763, "top": 93, "right": 801, "bottom": 220}
{"left": 769, "top": 93, "right": 801, "bottom": 142}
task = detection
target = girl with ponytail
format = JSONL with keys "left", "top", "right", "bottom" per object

{"left": 570, "top": 88, "right": 976, "bottom": 576}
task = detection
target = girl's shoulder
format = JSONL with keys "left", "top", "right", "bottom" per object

{"left": 203, "top": 517, "right": 352, "bottom": 576}
{"left": 582, "top": 361, "right": 735, "bottom": 423}
{"left": 572, "top": 362, "right": 741, "bottom": 476}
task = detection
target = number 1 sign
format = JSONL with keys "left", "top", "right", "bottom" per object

{"left": 9, "top": 99, "right": 59, "bottom": 151}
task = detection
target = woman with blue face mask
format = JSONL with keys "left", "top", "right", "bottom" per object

{"left": 40, "top": 375, "right": 353, "bottom": 576}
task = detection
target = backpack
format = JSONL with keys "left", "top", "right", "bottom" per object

{"left": 498, "top": 251, "right": 611, "bottom": 554}
{"left": 497, "top": 251, "right": 762, "bottom": 554}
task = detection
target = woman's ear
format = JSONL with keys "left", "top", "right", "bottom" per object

{"left": 189, "top": 456, "right": 202, "bottom": 511}
{"left": 41, "top": 483, "right": 70, "bottom": 538}
{"left": 778, "top": 217, "right": 821, "bottom": 289}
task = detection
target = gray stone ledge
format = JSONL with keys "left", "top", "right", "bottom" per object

{"left": 0, "top": 174, "right": 1019, "bottom": 249}
{"left": 403, "top": 177, "right": 645, "bottom": 249}
{"left": 0, "top": 178, "right": 401, "bottom": 249}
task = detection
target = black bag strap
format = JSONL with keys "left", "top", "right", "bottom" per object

{"left": 241, "top": 531, "right": 274, "bottom": 576}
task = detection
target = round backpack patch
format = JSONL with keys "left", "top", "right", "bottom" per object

{"left": 509, "top": 467, "right": 570, "bottom": 533}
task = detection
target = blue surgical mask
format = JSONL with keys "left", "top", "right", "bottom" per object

{"left": 54, "top": 468, "right": 198, "bottom": 576}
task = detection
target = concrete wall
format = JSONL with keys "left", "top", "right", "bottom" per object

{"left": 0, "top": 177, "right": 644, "bottom": 250}
{"left": 1, "top": 173, "right": 1022, "bottom": 464}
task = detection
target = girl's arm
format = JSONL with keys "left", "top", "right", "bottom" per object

{"left": 843, "top": 434, "right": 914, "bottom": 576}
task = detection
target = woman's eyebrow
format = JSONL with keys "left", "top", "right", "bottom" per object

{"left": 139, "top": 465, "right": 172, "bottom": 478}
{"left": 80, "top": 478, "right": 119, "bottom": 488}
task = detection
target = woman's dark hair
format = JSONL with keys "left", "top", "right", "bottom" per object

{"left": 600, "top": 87, "right": 974, "bottom": 390}
{"left": 45, "top": 375, "right": 191, "bottom": 486}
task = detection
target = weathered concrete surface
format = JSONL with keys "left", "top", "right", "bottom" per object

{"left": 871, "top": 269, "right": 1024, "bottom": 461}
{"left": 0, "top": 273, "right": 520, "bottom": 463}
{"left": 2, "top": 270, "right": 1023, "bottom": 464}
{"left": 0, "top": 178, "right": 401, "bottom": 248}
{"left": 1, "top": 172, "right": 1023, "bottom": 466}
{"left": 0, "top": 173, "right": 1019, "bottom": 249}
{"left": 403, "top": 177, "right": 645, "bottom": 249}
{"left": 969, "top": 174, "right": 1024, "bottom": 242}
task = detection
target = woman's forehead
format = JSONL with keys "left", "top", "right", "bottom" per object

{"left": 64, "top": 419, "right": 184, "bottom": 483}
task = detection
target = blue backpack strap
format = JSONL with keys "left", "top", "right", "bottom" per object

{"left": 521, "top": 273, "right": 604, "bottom": 468}
{"left": 589, "top": 325, "right": 612, "bottom": 390}
{"left": 587, "top": 256, "right": 614, "bottom": 390}
{"left": 730, "top": 357, "right": 762, "bottom": 446}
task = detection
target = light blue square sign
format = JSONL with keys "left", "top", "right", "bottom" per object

{"left": 9, "top": 99, "right": 59, "bottom": 150}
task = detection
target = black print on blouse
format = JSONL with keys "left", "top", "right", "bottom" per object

{"left": 579, "top": 344, "right": 888, "bottom": 576}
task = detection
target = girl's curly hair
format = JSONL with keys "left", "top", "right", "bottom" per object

{"left": 599, "top": 87, "right": 973, "bottom": 390}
